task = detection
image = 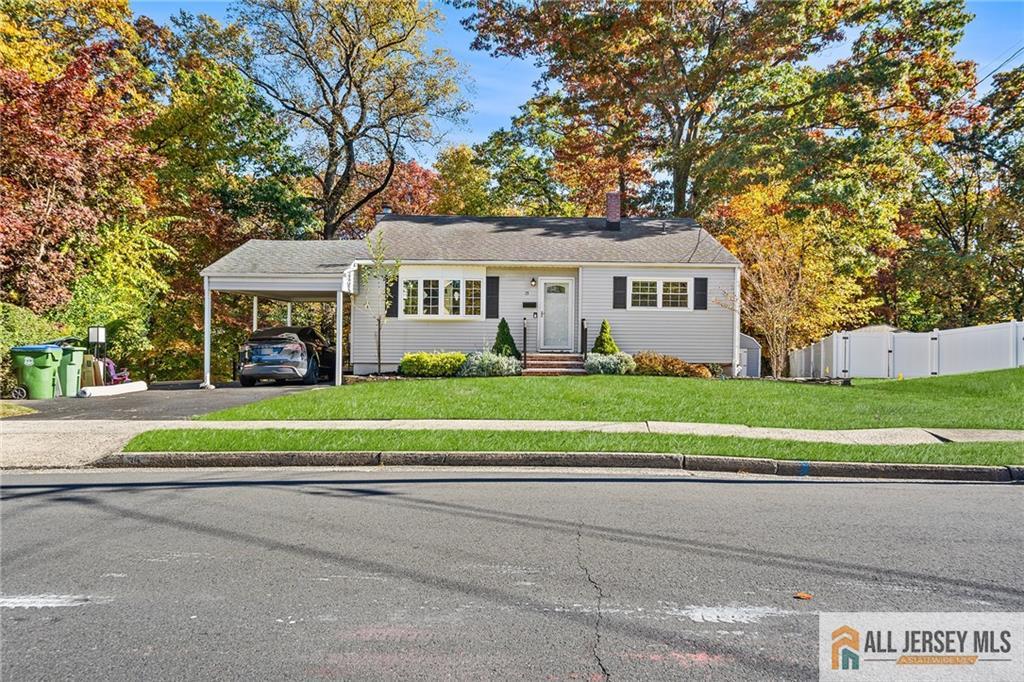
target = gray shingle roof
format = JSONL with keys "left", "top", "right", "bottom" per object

{"left": 369, "top": 215, "right": 740, "bottom": 265}
{"left": 202, "top": 215, "right": 740, "bottom": 276}
{"left": 201, "top": 239, "right": 368, "bottom": 276}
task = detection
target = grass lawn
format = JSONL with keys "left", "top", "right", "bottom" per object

{"left": 202, "top": 368, "right": 1024, "bottom": 430}
{"left": 0, "top": 402, "right": 35, "bottom": 418}
{"left": 125, "top": 428, "right": 1023, "bottom": 466}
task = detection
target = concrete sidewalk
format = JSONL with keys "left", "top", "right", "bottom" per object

{"left": 3, "top": 418, "right": 1023, "bottom": 469}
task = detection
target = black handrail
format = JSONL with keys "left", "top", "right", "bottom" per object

{"left": 581, "top": 318, "right": 588, "bottom": 360}
{"left": 522, "top": 317, "right": 528, "bottom": 370}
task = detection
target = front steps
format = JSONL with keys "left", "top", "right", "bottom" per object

{"left": 522, "top": 353, "right": 587, "bottom": 376}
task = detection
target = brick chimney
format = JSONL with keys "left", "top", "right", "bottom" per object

{"left": 605, "top": 191, "right": 621, "bottom": 230}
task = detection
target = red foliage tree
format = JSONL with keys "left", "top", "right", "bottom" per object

{"left": 0, "top": 44, "right": 153, "bottom": 312}
{"left": 349, "top": 160, "right": 439, "bottom": 234}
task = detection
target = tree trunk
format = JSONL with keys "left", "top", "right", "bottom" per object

{"left": 770, "top": 350, "right": 787, "bottom": 379}
{"left": 376, "top": 317, "right": 382, "bottom": 374}
{"left": 671, "top": 157, "right": 694, "bottom": 217}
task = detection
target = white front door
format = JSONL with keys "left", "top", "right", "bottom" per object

{"left": 539, "top": 278, "right": 573, "bottom": 351}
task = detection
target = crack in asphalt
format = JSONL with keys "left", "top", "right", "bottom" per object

{"left": 576, "top": 522, "right": 610, "bottom": 680}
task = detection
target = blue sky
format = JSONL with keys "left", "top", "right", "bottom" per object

{"left": 131, "top": 1, "right": 1024, "bottom": 164}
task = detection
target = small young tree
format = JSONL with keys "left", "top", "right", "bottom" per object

{"left": 491, "top": 317, "right": 520, "bottom": 359}
{"left": 360, "top": 233, "right": 400, "bottom": 373}
{"left": 591, "top": 319, "right": 620, "bottom": 354}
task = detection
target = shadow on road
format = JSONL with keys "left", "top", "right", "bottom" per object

{"left": 0, "top": 474, "right": 1000, "bottom": 503}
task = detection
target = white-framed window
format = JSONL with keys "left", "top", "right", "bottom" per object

{"left": 400, "top": 277, "right": 483, "bottom": 318}
{"left": 630, "top": 279, "right": 658, "bottom": 308}
{"left": 422, "top": 279, "right": 440, "bottom": 315}
{"left": 627, "top": 277, "right": 694, "bottom": 310}
{"left": 465, "top": 279, "right": 482, "bottom": 316}
{"left": 402, "top": 280, "right": 419, "bottom": 315}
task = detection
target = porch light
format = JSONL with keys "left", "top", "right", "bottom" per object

{"left": 530, "top": 277, "right": 537, "bottom": 287}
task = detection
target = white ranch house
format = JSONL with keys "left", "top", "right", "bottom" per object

{"left": 200, "top": 194, "right": 742, "bottom": 384}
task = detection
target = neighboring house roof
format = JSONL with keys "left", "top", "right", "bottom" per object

{"left": 201, "top": 239, "right": 368, "bottom": 276}
{"left": 368, "top": 214, "right": 741, "bottom": 265}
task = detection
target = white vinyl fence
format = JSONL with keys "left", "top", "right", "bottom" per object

{"left": 788, "top": 321, "right": 1024, "bottom": 379}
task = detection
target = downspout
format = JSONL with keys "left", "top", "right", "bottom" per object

{"left": 733, "top": 266, "right": 741, "bottom": 376}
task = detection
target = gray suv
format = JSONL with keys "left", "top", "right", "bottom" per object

{"left": 238, "top": 326, "right": 336, "bottom": 386}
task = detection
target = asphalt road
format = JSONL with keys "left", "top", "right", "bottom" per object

{"left": 1, "top": 468, "right": 1021, "bottom": 680}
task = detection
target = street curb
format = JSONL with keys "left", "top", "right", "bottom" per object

{"left": 96, "top": 451, "right": 1023, "bottom": 482}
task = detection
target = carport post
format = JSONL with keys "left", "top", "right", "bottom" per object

{"left": 335, "top": 289, "right": 344, "bottom": 385}
{"left": 286, "top": 302, "right": 292, "bottom": 326}
{"left": 201, "top": 276, "right": 213, "bottom": 389}
{"left": 251, "top": 296, "right": 258, "bottom": 331}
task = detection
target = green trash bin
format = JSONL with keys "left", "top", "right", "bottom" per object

{"left": 9, "top": 345, "right": 62, "bottom": 400}
{"left": 56, "top": 346, "right": 86, "bottom": 397}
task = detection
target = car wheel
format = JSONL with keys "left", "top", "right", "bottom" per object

{"left": 303, "top": 357, "right": 319, "bottom": 385}
{"left": 239, "top": 376, "right": 257, "bottom": 387}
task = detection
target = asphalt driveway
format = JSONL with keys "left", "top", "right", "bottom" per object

{"left": 6, "top": 381, "right": 313, "bottom": 421}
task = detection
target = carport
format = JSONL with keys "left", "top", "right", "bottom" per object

{"left": 199, "top": 240, "right": 367, "bottom": 387}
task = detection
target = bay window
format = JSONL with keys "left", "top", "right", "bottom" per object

{"left": 400, "top": 276, "right": 483, "bottom": 318}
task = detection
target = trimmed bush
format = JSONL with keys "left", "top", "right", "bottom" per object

{"left": 491, "top": 317, "right": 521, "bottom": 359}
{"left": 398, "top": 351, "right": 467, "bottom": 377}
{"left": 459, "top": 351, "right": 522, "bottom": 377}
{"left": 585, "top": 352, "right": 637, "bottom": 375}
{"left": 633, "top": 350, "right": 713, "bottom": 378}
{"left": 590, "top": 319, "right": 620, "bottom": 355}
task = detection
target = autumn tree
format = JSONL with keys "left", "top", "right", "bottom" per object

{"left": 0, "top": 44, "right": 153, "bottom": 312}
{"left": 137, "top": 16, "right": 318, "bottom": 380}
{"left": 474, "top": 117, "right": 574, "bottom": 216}
{"left": 0, "top": 0, "right": 140, "bottom": 81}
{"left": 200, "top": 0, "right": 468, "bottom": 239}
{"left": 713, "top": 183, "right": 871, "bottom": 376}
{"left": 463, "top": 0, "right": 974, "bottom": 217}
{"left": 885, "top": 64, "right": 1024, "bottom": 328}
{"left": 350, "top": 160, "right": 439, "bottom": 232}
{"left": 432, "top": 145, "right": 494, "bottom": 216}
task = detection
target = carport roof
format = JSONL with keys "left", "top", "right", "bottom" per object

{"left": 201, "top": 239, "right": 367, "bottom": 276}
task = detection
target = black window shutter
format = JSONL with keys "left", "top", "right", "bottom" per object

{"left": 694, "top": 277, "right": 708, "bottom": 310}
{"left": 386, "top": 279, "right": 399, "bottom": 317}
{"left": 612, "top": 276, "right": 627, "bottom": 309}
{"left": 485, "top": 276, "right": 500, "bottom": 318}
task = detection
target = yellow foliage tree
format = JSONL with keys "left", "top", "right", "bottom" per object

{"left": 0, "top": 0, "right": 139, "bottom": 80}
{"left": 717, "top": 183, "right": 870, "bottom": 376}
{"left": 432, "top": 145, "right": 494, "bottom": 216}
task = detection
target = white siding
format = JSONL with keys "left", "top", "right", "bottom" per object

{"left": 350, "top": 266, "right": 577, "bottom": 372}
{"left": 578, "top": 265, "right": 739, "bottom": 364}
